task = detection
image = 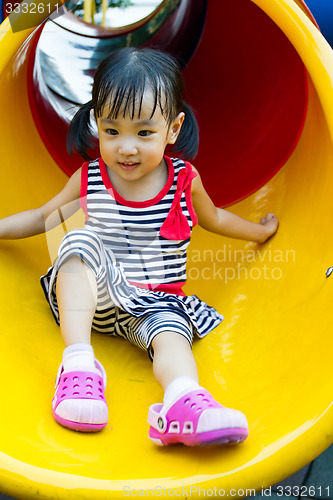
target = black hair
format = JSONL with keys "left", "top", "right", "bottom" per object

{"left": 67, "top": 47, "right": 199, "bottom": 161}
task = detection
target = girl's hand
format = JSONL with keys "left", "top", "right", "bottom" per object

{"left": 259, "top": 213, "right": 279, "bottom": 242}
{"left": 191, "top": 169, "right": 279, "bottom": 243}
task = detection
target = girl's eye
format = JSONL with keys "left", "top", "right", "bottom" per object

{"left": 106, "top": 129, "right": 118, "bottom": 136}
{"left": 138, "top": 130, "right": 153, "bottom": 137}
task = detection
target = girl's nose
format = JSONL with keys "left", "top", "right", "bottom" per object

{"left": 118, "top": 140, "right": 138, "bottom": 156}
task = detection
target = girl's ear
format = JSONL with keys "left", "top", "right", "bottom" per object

{"left": 168, "top": 112, "right": 185, "bottom": 144}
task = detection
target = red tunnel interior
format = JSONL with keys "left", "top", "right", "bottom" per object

{"left": 28, "top": 0, "right": 308, "bottom": 207}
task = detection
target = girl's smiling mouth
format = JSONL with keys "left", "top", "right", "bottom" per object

{"left": 118, "top": 162, "right": 140, "bottom": 171}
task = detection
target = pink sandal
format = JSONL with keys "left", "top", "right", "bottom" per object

{"left": 52, "top": 360, "right": 108, "bottom": 432}
{"left": 148, "top": 389, "right": 249, "bottom": 446}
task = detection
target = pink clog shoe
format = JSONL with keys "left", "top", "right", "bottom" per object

{"left": 148, "top": 389, "right": 248, "bottom": 446}
{"left": 52, "top": 359, "right": 108, "bottom": 432}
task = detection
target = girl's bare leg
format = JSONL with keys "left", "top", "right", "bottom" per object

{"left": 150, "top": 332, "right": 248, "bottom": 444}
{"left": 152, "top": 332, "right": 199, "bottom": 391}
{"left": 53, "top": 255, "right": 108, "bottom": 430}
{"left": 56, "top": 255, "right": 97, "bottom": 346}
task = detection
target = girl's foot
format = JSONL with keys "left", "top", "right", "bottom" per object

{"left": 148, "top": 387, "right": 248, "bottom": 446}
{"left": 52, "top": 344, "right": 108, "bottom": 432}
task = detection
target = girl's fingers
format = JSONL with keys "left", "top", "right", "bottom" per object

{"left": 265, "top": 213, "right": 278, "bottom": 222}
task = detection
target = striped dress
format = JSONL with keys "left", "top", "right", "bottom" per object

{"left": 41, "top": 156, "right": 223, "bottom": 355}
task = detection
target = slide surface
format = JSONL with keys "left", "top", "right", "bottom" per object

{"left": 1, "top": 0, "right": 333, "bottom": 498}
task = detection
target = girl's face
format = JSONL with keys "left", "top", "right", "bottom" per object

{"left": 96, "top": 89, "right": 184, "bottom": 185}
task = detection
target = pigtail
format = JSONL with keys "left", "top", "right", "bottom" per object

{"left": 170, "top": 101, "right": 199, "bottom": 160}
{"left": 67, "top": 100, "right": 96, "bottom": 160}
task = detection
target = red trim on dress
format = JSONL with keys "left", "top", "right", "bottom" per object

{"left": 98, "top": 156, "right": 175, "bottom": 208}
{"left": 185, "top": 161, "right": 198, "bottom": 227}
{"left": 85, "top": 156, "right": 197, "bottom": 295}
{"left": 80, "top": 162, "right": 89, "bottom": 220}
{"left": 129, "top": 281, "right": 186, "bottom": 296}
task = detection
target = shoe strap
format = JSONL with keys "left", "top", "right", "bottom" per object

{"left": 148, "top": 404, "right": 168, "bottom": 433}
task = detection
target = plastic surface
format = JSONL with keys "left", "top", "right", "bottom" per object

{"left": 28, "top": 0, "right": 207, "bottom": 176}
{"left": 28, "top": 0, "right": 308, "bottom": 206}
{"left": 1, "top": 0, "right": 333, "bottom": 498}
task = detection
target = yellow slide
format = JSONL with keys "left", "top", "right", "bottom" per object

{"left": 1, "top": 0, "right": 333, "bottom": 498}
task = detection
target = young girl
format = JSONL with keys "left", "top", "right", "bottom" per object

{"left": 0, "top": 47, "right": 278, "bottom": 446}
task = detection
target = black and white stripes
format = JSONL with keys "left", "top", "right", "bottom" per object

{"left": 40, "top": 157, "right": 224, "bottom": 358}
{"left": 41, "top": 228, "right": 196, "bottom": 360}
{"left": 81, "top": 157, "right": 193, "bottom": 288}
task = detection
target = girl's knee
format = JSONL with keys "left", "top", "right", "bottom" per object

{"left": 60, "top": 228, "right": 102, "bottom": 250}
{"left": 152, "top": 331, "right": 192, "bottom": 351}
{"left": 58, "top": 229, "right": 105, "bottom": 270}
{"left": 58, "top": 254, "right": 88, "bottom": 273}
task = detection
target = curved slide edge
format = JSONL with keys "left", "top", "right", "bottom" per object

{"left": 28, "top": 0, "right": 309, "bottom": 207}
{"left": 1, "top": 0, "right": 333, "bottom": 499}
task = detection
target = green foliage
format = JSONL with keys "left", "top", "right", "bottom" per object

{"left": 67, "top": 0, "right": 133, "bottom": 17}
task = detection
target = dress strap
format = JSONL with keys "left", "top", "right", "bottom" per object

{"left": 80, "top": 161, "right": 90, "bottom": 220}
{"left": 159, "top": 162, "right": 197, "bottom": 240}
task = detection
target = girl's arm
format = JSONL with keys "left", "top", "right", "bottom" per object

{"left": 0, "top": 168, "right": 82, "bottom": 239}
{"left": 191, "top": 168, "right": 278, "bottom": 243}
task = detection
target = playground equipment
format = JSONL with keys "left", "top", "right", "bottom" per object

{"left": 1, "top": 0, "right": 333, "bottom": 498}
